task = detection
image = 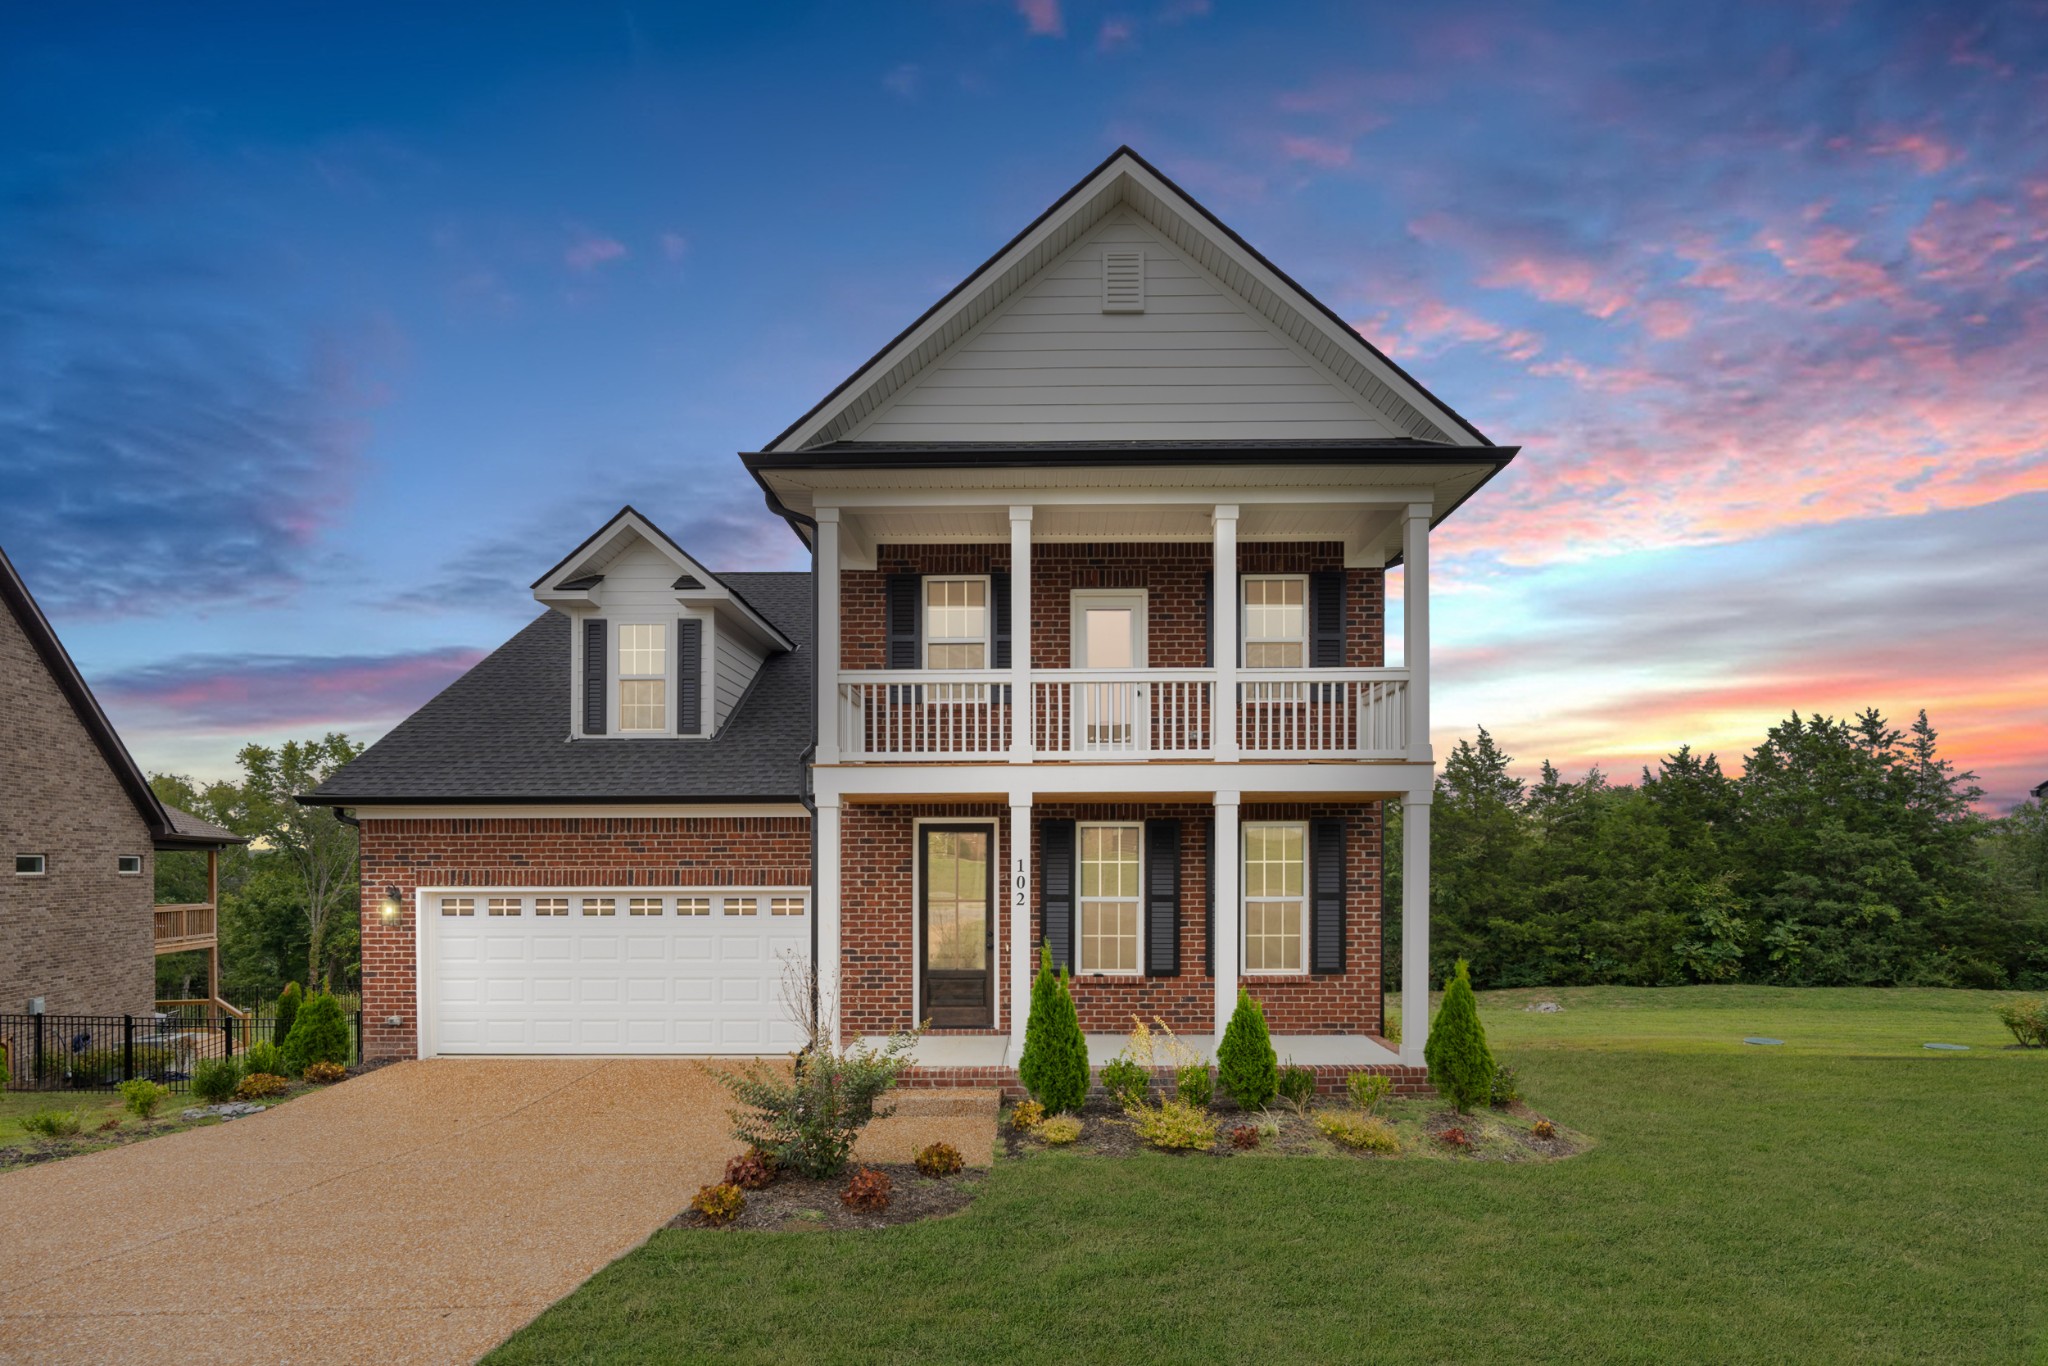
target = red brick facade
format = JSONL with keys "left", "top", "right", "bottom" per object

{"left": 841, "top": 542, "right": 1384, "bottom": 671}
{"left": 836, "top": 799, "right": 1386, "bottom": 1041}
{"left": 356, "top": 814, "right": 811, "bottom": 1060}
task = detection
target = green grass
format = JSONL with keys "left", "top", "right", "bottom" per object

{"left": 490, "top": 988, "right": 2048, "bottom": 1364}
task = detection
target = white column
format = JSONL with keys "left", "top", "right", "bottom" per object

{"left": 1212, "top": 505, "right": 1239, "bottom": 762}
{"left": 1400, "top": 792, "right": 1431, "bottom": 1068}
{"left": 1008, "top": 793, "right": 1033, "bottom": 1055}
{"left": 814, "top": 509, "right": 842, "bottom": 765}
{"left": 1212, "top": 791, "right": 1241, "bottom": 1043}
{"left": 1403, "top": 502, "right": 1431, "bottom": 763}
{"left": 815, "top": 796, "right": 843, "bottom": 1047}
{"left": 1009, "top": 506, "right": 1033, "bottom": 764}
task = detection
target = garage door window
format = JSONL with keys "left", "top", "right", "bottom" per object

{"left": 629, "top": 897, "right": 663, "bottom": 916}
{"left": 677, "top": 896, "right": 711, "bottom": 916}
{"left": 771, "top": 896, "right": 805, "bottom": 917}
{"left": 535, "top": 897, "right": 568, "bottom": 917}
{"left": 441, "top": 897, "right": 474, "bottom": 917}
{"left": 725, "top": 897, "right": 758, "bottom": 916}
{"left": 582, "top": 897, "right": 616, "bottom": 916}
{"left": 489, "top": 897, "right": 521, "bottom": 917}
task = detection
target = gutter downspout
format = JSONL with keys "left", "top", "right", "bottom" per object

{"left": 778, "top": 497, "right": 824, "bottom": 1043}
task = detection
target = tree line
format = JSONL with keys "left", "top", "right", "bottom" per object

{"left": 151, "top": 734, "right": 363, "bottom": 1008}
{"left": 1388, "top": 710, "right": 2048, "bottom": 992}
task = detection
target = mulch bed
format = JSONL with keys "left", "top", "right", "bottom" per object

{"left": 669, "top": 1164, "right": 987, "bottom": 1233}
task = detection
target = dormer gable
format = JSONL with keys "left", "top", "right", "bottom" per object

{"left": 533, "top": 507, "right": 793, "bottom": 740}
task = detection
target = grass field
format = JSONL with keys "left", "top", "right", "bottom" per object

{"left": 489, "top": 987, "right": 2048, "bottom": 1364}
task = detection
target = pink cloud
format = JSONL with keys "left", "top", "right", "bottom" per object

{"left": 1478, "top": 255, "right": 1633, "bottom": 319}
{"left": 1377, "top": 298, "right": 1544, "bottom": 362}
{"left": 1281, "top": 135, "right": 1352, "bottom": 168}
{"left": 1097, "top": 18, "right": 1134, "bottom": 51}
{"left": 1016, "top": 0, "right": 1063, "bottom": 37}
{"left": 1868, "top": 130, "right": 1961, "bottom": 175}
{"left": 100, "top": 648, "right": 488, "bottom": 733}
{"left": 564, "top": 233, "right": 627, "bottom": 272}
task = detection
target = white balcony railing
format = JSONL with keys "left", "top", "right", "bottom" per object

{"left": 837, "top": 668, "right": 1410, "bottom": 763}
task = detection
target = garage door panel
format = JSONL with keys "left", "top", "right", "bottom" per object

{"left": 429, "top": 887, "right": 807, "bottom": 1056}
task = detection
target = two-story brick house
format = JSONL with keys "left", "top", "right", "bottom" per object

{"left": 306, "top": 148, "right": 1516, "bottom": 1090}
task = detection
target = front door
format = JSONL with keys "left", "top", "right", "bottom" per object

{"left": 1071, "top": 589, "right": 1148, "bottom": 752}
{"left": 919, "top": 825, "right": 993, "bottom": 1028}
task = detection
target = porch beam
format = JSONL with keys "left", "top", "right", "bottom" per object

{"left": 823, "top": 486, "right": 1441, "bottom": 510}
{"left": 1212, "top": 791, "right": 1241, "bottom": 1043}
{"left": 1401, "top": 792, "right": 1431, "bottom": 1068}
{"left": 815, "top": 508, "right": 842, "bottom": 765}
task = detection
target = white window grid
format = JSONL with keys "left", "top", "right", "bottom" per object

{"left": 534, "top": 897, "right": 569, "bottom": 917}
{"left": 628, "top": 897, "right": 664, "bottom": 917}
{"left": 1243, "top": 822, "right": 1309, "bottom": 975}
{"left": 1243, "top": 575, "right": 1308, "bottom": 670}
{"left": 1078, "top": 822, "right": 1143, "bottom": 975}
{"left": 617, "top": 622, "right": 668, "bottom": 732}
{"left": 440, "top": 897, "right": 475, "bottom": 917}
{"left": 488, "top": 896, "right": 521, "bottom": 917}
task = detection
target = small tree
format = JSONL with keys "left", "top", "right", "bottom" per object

{"left": 1216, "top": 990, "right": 1278, "bottom": 1110}
{"left": 1017, "top": 958, "right": 1089, "bottom": 1113}
{"left": 273, "top": 981, "right": 303, "bottom": 1048}
{"left": 1424, "top": 959, "right": 1496, "bottom": 1113}
{"left": 283, "top": 991, "right": 351, "bottom": 1076}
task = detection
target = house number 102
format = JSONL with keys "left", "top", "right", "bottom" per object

{"left": 1014, "top": 858, "right": 1028, "bottom": 906}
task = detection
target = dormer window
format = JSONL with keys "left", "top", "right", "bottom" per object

{"left": 618, "top": 623, "right": 668, "bottom": 732}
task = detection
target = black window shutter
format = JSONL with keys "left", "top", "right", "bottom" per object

{"left": 1203, "top": 815, "right": 1216, "bottom": 976}
{"left": 991, "top": 571, "right": 1011, "bottom": 670}
{"left": 885, "top": 574, "right": 921, "bottom": 669}
{"left": 677, "top": 618, "right": 702, "bottom": 734}
{"left": 1310, "top": 816, "right": 1346, "bottom": 974}
{"left": 1040, "top": 819, "right": 1076, "bottom": 974}
{"left": 1310, "top": 570, "right": 1346, "bottom": 668}
{"left": 1144, "top": 819, "right": 1181, "bottom": 977}
{"left": 583, "top": 618, "right": 607, "bottom": 735}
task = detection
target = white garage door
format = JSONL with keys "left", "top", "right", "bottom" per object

{"left": 423, "top": 887, "right": 810, "bottom": 1055}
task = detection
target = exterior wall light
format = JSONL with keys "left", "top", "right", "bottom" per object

{"left": 379, "top": 886, "right": 403, "bottom": 921}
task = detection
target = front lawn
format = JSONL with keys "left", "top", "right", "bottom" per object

{"left": 489, "top": 987, "right": 2048, "bottom": 1364}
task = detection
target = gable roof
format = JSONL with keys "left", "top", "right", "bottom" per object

{"left": 0, "top": 544, "right": 242, "bottom": 850}
{"left": 302, "top": 572, "right": 812, "bottom": 806}
{"left": 531, "top": 505, "right": 794, "bottom": 652}
{"left": 761, "top": 145, "right": 1495, "bottom": 455}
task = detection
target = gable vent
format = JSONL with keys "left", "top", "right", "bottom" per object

{"left": 1102, "top": 249, "right": 1145, "bottom": 313}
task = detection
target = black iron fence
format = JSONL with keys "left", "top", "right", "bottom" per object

{"left": 0, "top": 1010, "right": 364, "bottom": 1093}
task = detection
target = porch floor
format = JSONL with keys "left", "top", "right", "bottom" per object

{"left": 862, "top": 1032, "right": 1403, "bottom": 1069}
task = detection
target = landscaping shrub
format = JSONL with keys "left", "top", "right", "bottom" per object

{"left": 1437, "top": 1126, "right": 1474, "bottom": 1150}
{"left": 1531, "top": 1118, "right": 1557, "bottom": 1140}
{"left": 841, "top": 1166, "right": 892, "bottom": 1211}
{"left": 1995, "top": 997, "right": 2047, "bottom": 1048}
{"left": 1133, "top": 1099, "right": 1218, "bottom": 1151}
{"left": 1216, "top": 990, "right": 1278, "bottom": 1111}
{"left": 234, "top": 1072, "right": 290, "bottom": 1100}
{"left": 1009, "top": 1099, "right": 1045, "bottom": 1131}
{"left": 243, "top": 1041, "right": 285, "bottom": 1078}
{"left": 1099, "top": 1055, "right": 1151, "bottom": 1110}
{"left": 713, "top": 1029, "right": 919, "bottom": 1180}
{"left": 725, "top": 1149, "right": 777, "bottom": 1190}
{"left": 1174, "top": 1063, "right": 1213, "bottom": 1109}
{"left": 1277, "top": 1064, "right": 1317, "bottom": 1114}
{"left": 691, "top": 1183, "right": 745, "bottom": 1227}
{"left": 1036, "top": 1115, "right": 1082, "bottom": 1145}
{"left": 20, "top": 1105, "right": 85, "bottom": 1138}
{"left": 273, "top": 981, "right": 303, "bottom": 1050}
{"left": 64, "top": 1049, "right": 122, "bottom": 1087}
{"left": 191, "top": 1056, "right": 242, "bottom": 1104}
{"left": 1490, "top": 1063, "right": 1523, "bottom": 1108}
{"left": 1229, "top": 1124, "right": 1261, "bottom": 1150}
{"left": 282, "top": 991, "right": 351, "bottom": 1076}
{"left": 1346, "top": 1072, "right": 1393, "bottom": 1113}
{"left": 303, "top": 1061, "right": 347, "bottom": 1084}
{"left": 1314, "top": 1111, "right": 1399, "bottom": 1153}
{"left": 1017, "top": 960, "right": 1089, "bottom": 1113}
{"left": 1424, "top": 959, "right": 1497, "bottom": 1113}
{"left": 915, "top": 1142, "right": 964, "bottom": 1177}
{"left": 118, "top": 1078, "right": 167, "bottom": 1120}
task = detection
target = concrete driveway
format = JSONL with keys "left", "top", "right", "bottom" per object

{"left": 0, "top": 1059, "right": 758, "bottom": 1365}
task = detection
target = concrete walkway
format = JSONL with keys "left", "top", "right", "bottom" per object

{"left": 0, "top": 1058, "right": 989, "bottom": 1365}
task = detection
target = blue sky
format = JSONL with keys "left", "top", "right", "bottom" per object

{"left": 3, "top": 1, "right": 2043, "bottom": 803}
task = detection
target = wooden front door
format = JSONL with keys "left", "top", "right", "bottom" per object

{"left": 920, "top": 824, "right": 993, "bottom": 1028}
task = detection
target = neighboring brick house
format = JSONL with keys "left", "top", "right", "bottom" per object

{"left": 305, "top": 148, "right": 1518, "bottom": 1093}
{"left": 0, "top": 545, "right": 240, "bottom": 1019}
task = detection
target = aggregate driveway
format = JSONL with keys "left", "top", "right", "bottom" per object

{"left": 0, "top": 1059, "right": 766, "bottom": 1365}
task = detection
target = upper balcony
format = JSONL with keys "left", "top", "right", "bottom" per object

{"left": 803, "top": 470, "right": 1444, "bottom": 768}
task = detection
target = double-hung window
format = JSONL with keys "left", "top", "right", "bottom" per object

{"left": 1243, "top": 822, "right": 1308, "bottom": 974}
{"left": 618, "top": 623, "right": 667, "bottom": 732}
{"left": 925, "top": 576, "right": 989, "bottom": 704}
{"left": 1078, "top": 823, "right": 1143, "bottom": 974}
{"left": 1242, "top": 575, "right": 1307, "bottom": 668}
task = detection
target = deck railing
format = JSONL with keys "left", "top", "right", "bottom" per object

{"left": 836, "top": 668, "right": 1409, "bottom": 762}
{"left": 153, "top": 903, "right": 217, "bottom": 950}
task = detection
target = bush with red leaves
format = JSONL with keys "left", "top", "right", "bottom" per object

{"left": 841, "top": 1166, "right": 893, "bottom": 1211}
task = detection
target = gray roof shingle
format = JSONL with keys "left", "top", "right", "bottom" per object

{"left": 304, "top": 572, "right": 811, "bottom": 805}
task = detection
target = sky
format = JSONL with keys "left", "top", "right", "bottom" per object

{"left": 3, "top": 1, "right": 2044, "bottom": 807}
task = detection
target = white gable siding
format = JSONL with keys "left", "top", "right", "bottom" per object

{"left": 713, "top": 631, "right": 765, "bottom": 730}
{"left": 590, "top": 541, "right": 686, "bottom": 611}
{"left": 846, "top": 212, "right": 1399, "bottom": 443}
